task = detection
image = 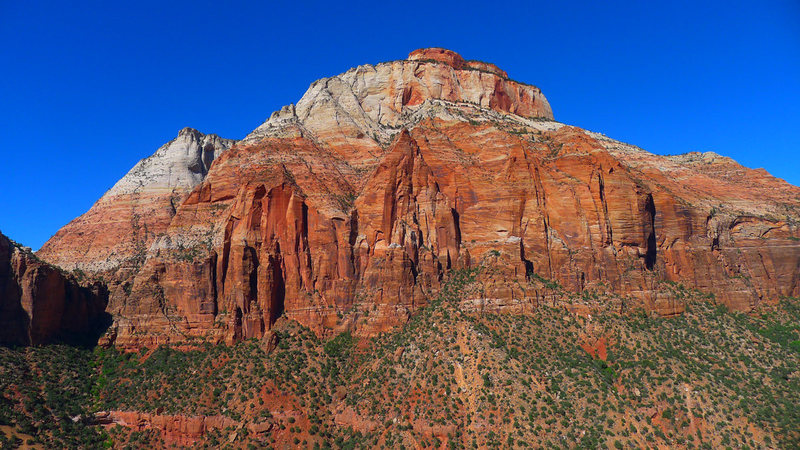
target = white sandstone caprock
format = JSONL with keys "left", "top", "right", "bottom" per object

{"left": 106, "top": 127, "right": 236, "bottom": 197}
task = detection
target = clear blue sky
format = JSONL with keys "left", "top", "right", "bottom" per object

{"left": 1, "top": 1, "right": 798, "bottom": 250}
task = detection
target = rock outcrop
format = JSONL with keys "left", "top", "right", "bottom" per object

{"left": 94, "top": 411, "right": 250, "bottom": 447}
{"left": 37, "top": 128, "right": 235, "bottom": 276}
{"left": 0, "top": 232, "right": 108, "bottom": 346}
{"left": 36, "top": 49, "right": 800, "bottom": 349}
{"left": 408, "top": 47, "right": 509, "bottom": 78}
{"left": 243, "top": 47, "right": 552, "bottom": 169}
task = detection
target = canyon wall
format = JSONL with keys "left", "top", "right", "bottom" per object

{"left": 0, "top": 232, "right": 108, "bottom": 346}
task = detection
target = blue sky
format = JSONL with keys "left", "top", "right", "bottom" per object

{"left": 1, "top": 0, "right": 798, "bottom": 250}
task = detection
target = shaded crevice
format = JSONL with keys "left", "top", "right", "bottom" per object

{"left": 219, "top": 219, "right": 235, "bottom": 293}
{"left": 523, "top": 260, "right": 534, "bottom": 280}
{"left": 243, "top": 246, "right": 259, "bottom": 310}
{"left": 348, "top": 209, "right": 360, "bottom": 281}
{"left": 451, "top": 208, "right": 462, "bottom": 249}
{"left": 402, "top": 86, "right": 413, "bottom": 106}
{"left": 301, "top": 202, "right": 309, "bottom": 239}
{"left": 233, "top": 307, "right": 243, "bottom": 341}
{"left": 300, "top": 201, "right": 313, "bottom": 287}
{"left": 644, "top": 194, "right": 657, "bottom": 270}
{"left": 249, "top": 185, "right": 267, "bottom": 230}
{"left": 542, "top": 217, "right": 552, "bottom": 276}
{"left": 348, "top": 210, "right": 359, "bottom": 247}
{"left": 598, "top": 172, "right": 613, "bottom": 245}
{"left": 520, "top": 239, "right": 534, "bottom": 280}
{"left": 268, "top": 246, "right": 285, "bottom": 328}
{"left": 383, "top": 184, "right": 398, "bottom": 242}
{"left": 209, "top": 250, "right": 218, "bottom": 316}
{"left": 201, "top": 143, "right": 216, "bottom": 175}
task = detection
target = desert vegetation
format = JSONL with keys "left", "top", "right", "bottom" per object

{"left": 1, "top": 268, "right": 798, "bottom": 448}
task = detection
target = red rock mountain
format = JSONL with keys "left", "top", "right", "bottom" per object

{"left": 37, "top": 48, "right": 800, "bottom": 349}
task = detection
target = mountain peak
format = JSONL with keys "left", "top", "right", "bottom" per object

{"left": 177, "top": 126, "right": 200, "bottom": 137}
{"left": 244, "top": 48, "right": 552, "bottom": 155}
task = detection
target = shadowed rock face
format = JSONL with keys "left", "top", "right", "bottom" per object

{"left": 0, "top": 232, "right": 108, "bottom": 346}
{"left": 36, "top": 49, "right": 800, "bottom": 349}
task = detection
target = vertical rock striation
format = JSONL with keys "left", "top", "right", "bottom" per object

{"left": 34, "top": 49, "right": 800, "bottom": 349}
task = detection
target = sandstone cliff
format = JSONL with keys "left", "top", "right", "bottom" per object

{"left": 0, "top": 232, "right": 108, "bottom": 346}
{"left": 37, "top": 48, "right": 800, "bottom": 349}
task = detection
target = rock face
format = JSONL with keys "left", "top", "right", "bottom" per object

{"left": 0, "top": 232, "right": 108, "bottom": 346}
{"left": 37, "top": 49, "right": 800, "bottom": 349}
{"left": 37, "top": 128, "right": 235, "bottom": 276}
{"left": 243, "top": 47, "right": 552, "bottom": 169}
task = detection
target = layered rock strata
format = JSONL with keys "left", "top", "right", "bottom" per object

{"left": 36, "top": 49, "right": 800, "bottom": 348}
{"left": 38, "top": 128, "right": 235, "bottom": 276}
{"left": 93, "top": 411, "right": 261, "bottom": 447}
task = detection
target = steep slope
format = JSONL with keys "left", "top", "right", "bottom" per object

{"left": 0, "top": 232, "right": 108, "bottom": 346}
{"left": 37, "top": 128, "right": 235, "bottom": 278}
{"left": 37, "top": 48, "right": 800, "bottom": 349}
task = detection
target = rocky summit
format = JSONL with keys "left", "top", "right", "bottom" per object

{"left": 2, "top": 48, "right": 799, "bottom": 448}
